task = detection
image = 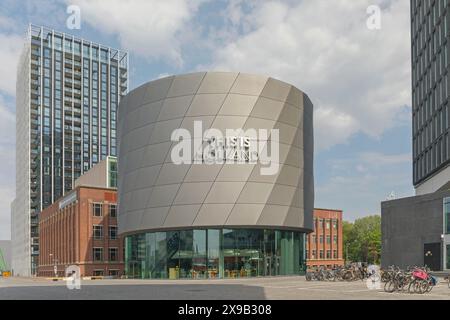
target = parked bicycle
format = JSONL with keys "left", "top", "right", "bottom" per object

{"left": 382, "top": 265, "right": 437, "bottom": 294}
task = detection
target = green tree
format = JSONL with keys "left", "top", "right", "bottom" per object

{"left": 343, "top": 215, "right": 381, "bottom": 265}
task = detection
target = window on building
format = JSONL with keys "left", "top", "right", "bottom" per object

{"left": 93, "top": 225, "right": 103, "bottom": 240}
{"left": 109, "top": 204, "right": 117, "bottom": 218}
{"left": 333, "top": 235, "right": 338, "bottom": 244}
{"left": 93, "top": 203, "right": 102, "bottom": 217}
{"left": 319, "top": 219, "right": 323, "bottom": 228}
{"left": 319, "top": 235, "right": 323, "bottom": 244}
{"left": 319, "top": 250, "right": 324, "bottom": 259}
{"left": 93, "top": 269, "right": 104, "bottom": 276}
{"left": 326, "top": 235, "right": 331, "bottom": 244}
{"left": 109, "top": 226, "right": 117, "bottom": 240}
{"left": 93, "top": 248, "right": 103, "bottom": 261}
{"left": 326, "top": 250, "right": 331, "bottom": 259}
{"left": 326, "top": 220, "right": 330, "bottom": 229}
{"left": 109, "top": 248, "right": 118, "bottom": 261}
{"left": 312, "top": 235, "right": 317, "bottom": 243}
{"left": 109, "top": 270, "right": 119, "bottom": 277}
{"left": 332, "top": 219, "right": 338, "bottom": 229}
{"left": 333, "top": 250, "right": 338, "bottom": 259}
{"left": 312, "top": 250, "right": 316, "bottom": 259}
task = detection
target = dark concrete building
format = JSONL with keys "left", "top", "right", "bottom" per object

{"left": 381, "top": 0, "right": 450, "bottom": 272}
{"left": 381, "top": 190, "right": 449, "bottom": 271}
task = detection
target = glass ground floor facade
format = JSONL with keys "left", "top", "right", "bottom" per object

{"left": 125, "top": 229, "right": 306, "bottom": 279}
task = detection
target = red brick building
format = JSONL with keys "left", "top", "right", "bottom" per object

{"left": 38, "top": 157, "right": 124, "bottom": 277}
{"left": 306, "top": 209, "right": 344, "bottom": 269}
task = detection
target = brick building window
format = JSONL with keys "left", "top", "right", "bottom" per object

{"left": 93, "top": 225, "right": 103, "bottom": 240}
{"left": 333, "top": 235, "right": 337, "bottom": 244}
{"left": 93, "top": 248, "right": 103, "bottom": 261}
{"left": 326, "top": 220, "right": 330, "bottom": 229}
{"left": 109, "top": 204, "right": 117, "bottom": 217}
{"left": 319, "top": 219, "right": 323, "bottom": 228}
{"left": 109, "top": 226, "right": 118, "bottom": 240}
{"left": 326, "top": 250, "right": 331, "bottom": 259}
{"left": 93, "top": 269, "right": 104, "bottom": 276}
{"left": 319, "top": 235, "right": 323, "bottom": 244}
{"left": 326, "top": 235, "right": 331, "bottom": 244}
{"left": 312, "top": 235, "right": 317, "bottom": 243}
{"left": 319, "top": 250, "right": 324, "bottom": 259}
{"left": 333, "top": 219, "right": 338, "bottom": 229}
{"left": 109, "top": 248, "right": 118, "bottom": 261}
{"left": 109, "top": 270, "right": 119, "bottom": 276}
{"left": 312, "top": 250, "right": 316, "bottom": 259}
{"left": 93, "top": 203, "right": 102, "bottom": 217}
{"left": 333, "top": 250, "right": 338, "bottom": 259}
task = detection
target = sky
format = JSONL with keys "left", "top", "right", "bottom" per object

{"left": 0, "top": 0, "right": 414, "bottom": 240}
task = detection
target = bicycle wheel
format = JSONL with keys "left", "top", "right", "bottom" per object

{"left": 343, "top": 271, "right": 353, "bottom": 282}
{"left": 418, "top": 279, "right": 429, "bottom": 294}
{"left": 305, "top": 272, "right": 312, "bottom": 281}
{"left": 384, "top": 280, "right": 396, "bottom": 293}
{"left": 426, "top": 279, "right": 434, "bottom": 293}
{"left": 408, "top": 279, "right": 417, "bottom": 294}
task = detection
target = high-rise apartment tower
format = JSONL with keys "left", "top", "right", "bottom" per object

{"left": 11, "top": 24, "right": 128, "bottom": 276}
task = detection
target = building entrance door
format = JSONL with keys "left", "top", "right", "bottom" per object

{"left": 424, "top": 243, "right": 441, "bottom": 271}
{"left": 264, "top": 256, "right": 280, "bottom": 276}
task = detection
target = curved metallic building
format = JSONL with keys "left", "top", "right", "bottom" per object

{"left": 118, "top": 72, "right": 314, "bottom": 279}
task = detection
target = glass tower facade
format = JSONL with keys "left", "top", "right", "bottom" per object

{"left": 12, "top": 25, "right": 128, "bottom": 276}
{"left": 125, "top": 229, "right": 306, "bottom": 279}
{"left": 411, "top": 0, "right": 450, "bottom": 186}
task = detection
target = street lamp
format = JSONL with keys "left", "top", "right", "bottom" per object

{"left": 49, "top": 253, "right": 58, "bottom": 278}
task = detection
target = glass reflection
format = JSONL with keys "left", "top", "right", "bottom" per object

{"left": 125, "top": 228, "right": 306, "bottom": 279}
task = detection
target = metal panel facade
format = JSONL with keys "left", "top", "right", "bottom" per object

{"left": 118, "top": 72, "right": 314, "bottom": 235}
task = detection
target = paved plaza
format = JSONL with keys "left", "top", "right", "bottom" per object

{"left": 0, "top": 276, "right": 449, "bottom": 300}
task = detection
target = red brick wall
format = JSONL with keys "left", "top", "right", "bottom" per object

{"left": 38, "top": 187, "right": 124, "bottom": 277}
{"left": 306, "top": 209, "right": 345, "bottom": 268}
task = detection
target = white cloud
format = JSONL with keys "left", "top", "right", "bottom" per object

{"left": 0, "top": 95, "right": 15, "bottom": 240}
{"left": 0, "top": 96, "right": 15, "bottom": 145}
{"left": 314, "top": 106, "right": 359, "bottom": 150}
{"left": 0, "top": 33, "right": 23, "bottom": 96}
{"left": 207, "top": 0, "right": 411, "bottom": 151}
{"left": 69, "top": 0, "right": 207, "bottom": 66}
